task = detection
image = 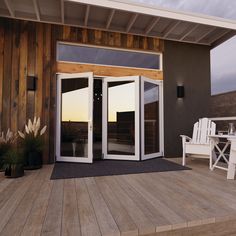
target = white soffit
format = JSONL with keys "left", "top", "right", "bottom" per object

{"left": 0, "top": 0, "right": 235, "bottom": 47}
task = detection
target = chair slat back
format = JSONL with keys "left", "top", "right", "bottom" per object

{"left": 192, "top": 122, "right": 199, "bottom": 143}
{"left": 207, "top": 120, "right": 216, "bottom": 144}
{"left": 191, "top": 118, "right": 216, "bottom": 144}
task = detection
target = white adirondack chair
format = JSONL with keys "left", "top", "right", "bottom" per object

{"left": 180, "top": 118, "right": 216, "bottom": 169}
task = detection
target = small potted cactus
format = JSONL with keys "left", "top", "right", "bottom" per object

{"left": 18, "top": 117, "right": 47, "bottom": 170}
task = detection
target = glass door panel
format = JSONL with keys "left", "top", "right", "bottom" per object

{"left": 144, "top": 82, "right": 159, "bottom": 154}
{"left": 56, "top": 73, "right": 93, "bottom": 163}
{"left": 141, "top": 77, "right": 163, "bottom": 160}
{"left": 103, "top": 76, "right": 140, "bottom": 160}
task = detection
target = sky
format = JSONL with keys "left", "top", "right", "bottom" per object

{"left": 62, "top": 83, "right": 159, "bottom": 122}
{"left": 109, "top": 83, "right": 135, "bottom": 122}
{"left": 62, "top": 83, "right": 136, "bottom": 122}
{"left": 131, "top": 0, "right": 236, "bottom": 95}
{"left": 62, "top": 88, "right": 89, "bottom": 122}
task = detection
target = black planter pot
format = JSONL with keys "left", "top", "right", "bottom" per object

{"left": 5, "top": 165, "right": 24, "bottom": 178}
{"left": 24, "top": 151, "right": 42, "bottom": 170}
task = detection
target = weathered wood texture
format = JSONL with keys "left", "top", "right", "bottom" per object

{"left": 57, "top": 62, "right": 163, "bottom": 80}
{"left": 1, "top": 159, "right": 236, "bottom": 235}
{"left": 0, "top": 17, "right": 163, "bottom": 163}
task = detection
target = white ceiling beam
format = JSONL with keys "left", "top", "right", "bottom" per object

{"left": 106, "top": 9, "right": 115, "bottom": 29}
{"left": 32, "top": 0, "right": 41, "bottom": 21}
{"left": 64, "top": 0, "right": 236, "bottom": 30}
{"left": 126, "top": 13, "right": 138, "bottom": 33}
{"left": 84, "top": 5, "right": 90, "bottom": 26}
{"left": 3, "top": 0, "right": 14, "bottom": 17}
{"left": 179, "top": 24, "right": 199, "bottom": 41}
{"left": 162, "top": 20, "right": 181, "bottom": 38}
{"left": 145, "top": 17, "right": 160, "bottom": 35}
{"left": 61, "top": 0, "right": 64, "bottom": 24}
{"left": 195, "top": 26, "right": 216, "bottom": 43}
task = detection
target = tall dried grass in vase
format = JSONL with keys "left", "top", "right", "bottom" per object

{"left": 18, "top": 117, "right": 47, "bottom": 170}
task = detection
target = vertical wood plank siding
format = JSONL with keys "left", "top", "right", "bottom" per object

{"left": 0, "top": 18, "right": 163, "bottom": 163}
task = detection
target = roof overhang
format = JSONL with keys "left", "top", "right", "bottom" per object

{"left": 0, "top": 0, "right": 236, "bottom": 48}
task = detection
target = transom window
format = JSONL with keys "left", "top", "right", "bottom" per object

{"left": 57, "top": 42, "right": 162, "bottom": 70}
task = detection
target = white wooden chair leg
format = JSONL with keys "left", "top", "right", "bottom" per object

{"left": 210, "top": 141, "right": 214, "bottom": 170}
{"left": 182, "top": 150, "right": 186, "bottom": 166}
{"left": 227, "top": 147, "right": 236, "bottom": 180}
{"left": 227, "top": 163, "right": 236, "bottom": 180}
{"left": 210, "top": 150, "right": 212, "bottom": 170}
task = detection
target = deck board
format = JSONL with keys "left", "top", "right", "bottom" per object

{"left": 161, "top": 171, "right": 218, "bottom": 224}
{"left": 1, "top": 166, "right": 50, "bottom": 236}
{"left": 85, "top": 177, "right": 120, "bottom": 236}
{"left": 75, "top": 178, "right": 101, "bottom": 236}
{"left": 182, "top": 169, "right": 236, "bottom": 212}
{"left": 104, "top": 176, "right": 156, "bottom": 235}
{"left": 0, "top": 178, "right": 14, "bottom": 194}
{"left": 0, "top": 171, "right": 39, "bottom": 233}
{"left": 133, "top": 173, "right": 205, "bottom": 227}
{"left": 61, "top": 179, "right": 81, "bottom": 236}
{"left": 114, "top": 175, "right": 173, "bottom": 233}
{"left": 122, "top": 173, "right": 186, "bottom": 229}
{"left": 149, "top": 172, "right": 218, "bottom": 224}
{"left": 21, "top": 171, "right": 53, "bottom": 236}
{"left": 41, "top": 179, "right": 64, "bottom": 236}
{"left": 0, "top": 177, "right": 25, "bottom": 209}
{"left": 0, "top": 158, "right": 236, "bottom": 236}
{"left": 96, "top": 176, "right": 139, "bottom": 236}
{"left": 170, "top": 169, "right": 236, "bottom": 216}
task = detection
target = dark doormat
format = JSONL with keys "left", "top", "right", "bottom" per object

{"left": 50, "top": 158, "right": 191, "bottom": 179}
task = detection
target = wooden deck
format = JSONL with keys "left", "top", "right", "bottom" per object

{"left": 1, "top": 158, "right": 236, "bottom": 236}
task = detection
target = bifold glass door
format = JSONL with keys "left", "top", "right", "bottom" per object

{"left": 56, "top": 73, "right": 94, "bottom": 163}
{"left": 56, "top": 73, "right": 163, "bottom": 163}
{"left": 103, "top": 76, "right": 140, "bottom": 160}
{"left": 141, "top": 77, "right": 163, "bottom": 160}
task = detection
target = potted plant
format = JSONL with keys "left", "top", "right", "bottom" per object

{"left": 18, "top": 117, "right": 47, "bottom": 170}
{"left": 4, "top": 149, "right": 24, "bottom": 178}
{"left": 0, "top": 129, "right": 17, "bottom": 171}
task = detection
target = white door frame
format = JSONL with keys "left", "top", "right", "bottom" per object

{"left": 141, "top": 76, "right": 164, "bottom": 160}
{"left": 56, "top": 72, "right": 94, "bottom": 163}
{"left": 102, "top": 76, "right": 140, "bottom": 161}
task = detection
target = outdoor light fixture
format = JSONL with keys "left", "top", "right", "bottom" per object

{"left": 27, "top": 76, "right": 37, "bottom": 91}
{"left": 177, "top": 85, "right": 184, "bottom": 98}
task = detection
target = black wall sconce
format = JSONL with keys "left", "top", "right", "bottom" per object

{"left": 177, "top": 85, "right": 184, "bottom": 98}
{"left": 27, "top": 76, "right": 37, "bottom": 91}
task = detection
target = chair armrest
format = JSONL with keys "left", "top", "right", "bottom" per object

{"left": 180, "top": 135, "right": 192, "bottom": 143}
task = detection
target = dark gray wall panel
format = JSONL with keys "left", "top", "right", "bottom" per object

{"left": 163, "top": 41, "right": 211, "bottom": 157}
